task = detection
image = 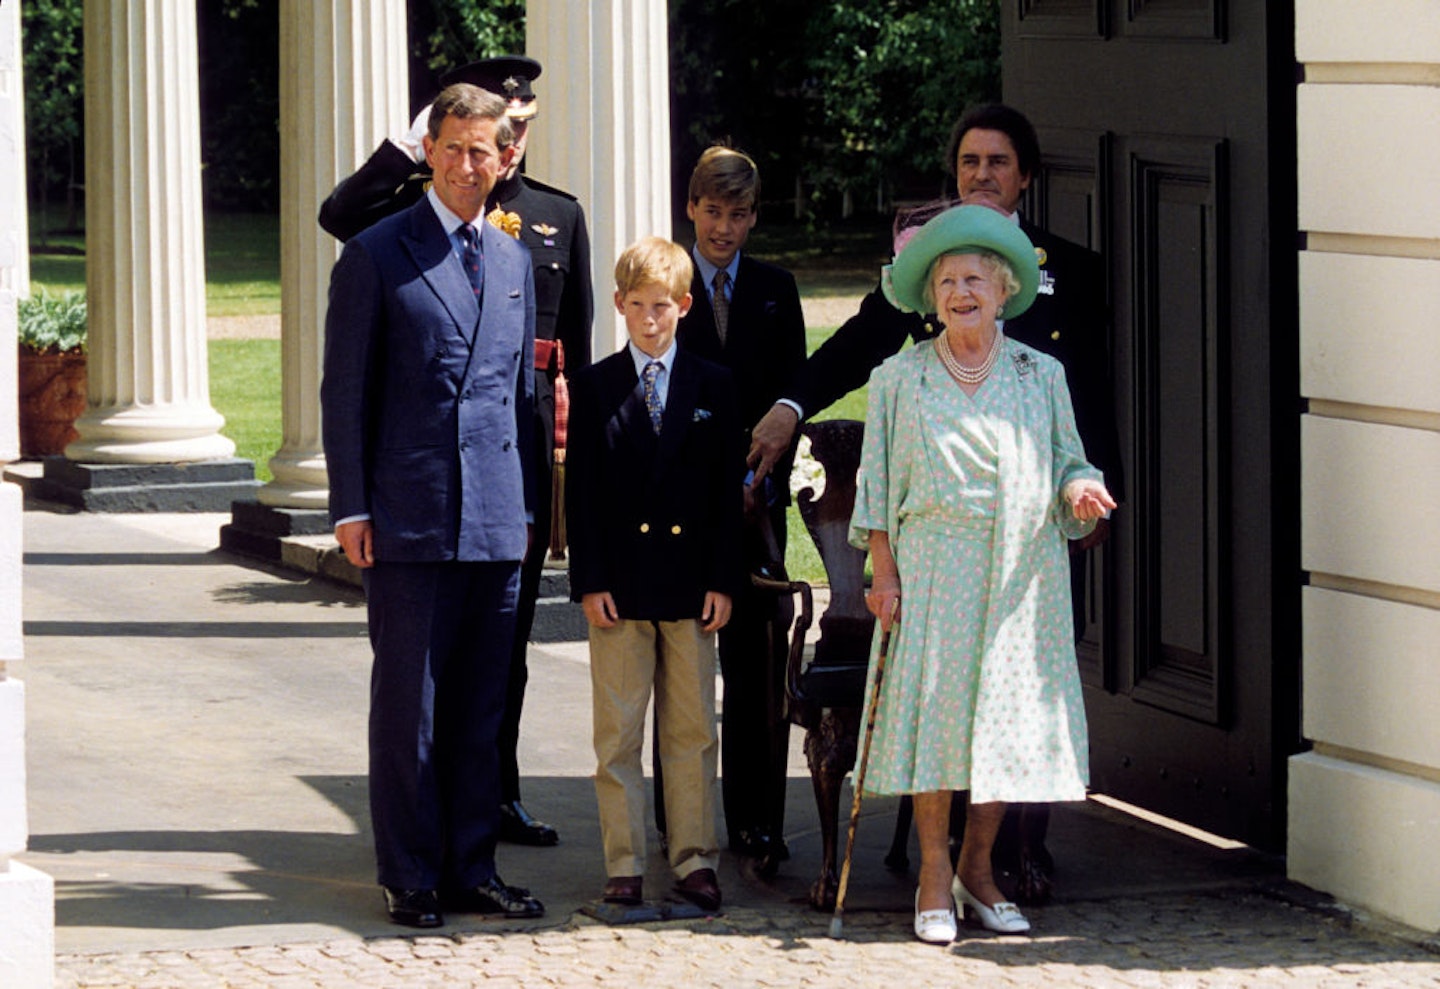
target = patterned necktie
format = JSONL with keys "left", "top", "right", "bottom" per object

{"left": 459, "top": 223, "right": 483, "bottom": 298}
{"left": 711, "top": 268, "right": 730, "bottom": 344}
{"left": 641, "top": 360, "right": 663, "bottom": 435}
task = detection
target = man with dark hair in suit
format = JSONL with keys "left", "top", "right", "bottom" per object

{"left": 321, "top": 83, "right": 544, "bottom": 929}
{"left": 746, "top": 103, "right": 1124, "bottom": 902}
{"left": 320, "top": 55, "right": 593, "bottom": 849}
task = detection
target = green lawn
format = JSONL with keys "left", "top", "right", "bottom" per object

{"left": 28, "top": 209, "right": 281, "bottom": 316}
{"left": 209, "top": 338, "right": 282, "bottom": 483}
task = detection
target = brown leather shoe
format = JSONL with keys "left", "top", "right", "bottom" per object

{"left": 602, "top": 875, "right": 643, "bottom": 905}
{"left": 673, "top": 867, "right": 721, "bottom": 912}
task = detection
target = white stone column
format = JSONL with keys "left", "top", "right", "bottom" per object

{"left": 262, "top": 0, "right": 408, "bottom": 507}
{"left": 1, "top": 5, "right": 57, "bottom": 988}
{"left": 527, "top": 0, "right": 672, "bottom": 355}
{"left": 68, "top": 0, "right": 232, "bottom": 464}
{"left": 0, "top": 0, "right": 27, "bottom": 299}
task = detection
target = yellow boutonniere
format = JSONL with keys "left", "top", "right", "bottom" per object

{"left": 487, "top": 206, "right": 522, "bottom": 239}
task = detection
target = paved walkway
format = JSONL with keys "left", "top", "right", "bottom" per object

{"left": 14, "top": 497, "right": 1440, "bottom": 988}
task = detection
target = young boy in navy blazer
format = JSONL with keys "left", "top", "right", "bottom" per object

{"left": 565, "top": 237, "right": 745, "bottom": 912}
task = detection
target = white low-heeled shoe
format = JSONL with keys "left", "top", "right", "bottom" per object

{"left": 952, "top": 877, "right": 1030, "bottom": 934}
{"left": 913, "top": 889, "right": 958, "bottom": 944}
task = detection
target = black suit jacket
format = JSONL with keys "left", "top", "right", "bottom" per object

{"left": 784, "top": 219, "right": 1124, "bottom": 500}
{"left": 676, "top": 254, "right": 808, "bottom": 501}
{"left": 566, "top": 348, "right": 746, "bottom": 621}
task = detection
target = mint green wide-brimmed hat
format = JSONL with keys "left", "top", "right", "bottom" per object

{"left": 880, "top": 204, "right": 1041, "bottom": 317}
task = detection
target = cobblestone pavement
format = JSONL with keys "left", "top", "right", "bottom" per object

{"left": 56, "top": 891, "right": 1440, "bottom": 988}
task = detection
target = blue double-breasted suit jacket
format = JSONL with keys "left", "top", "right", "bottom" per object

{"left": 322, "top": 197, "right": 536, "bottom": 559}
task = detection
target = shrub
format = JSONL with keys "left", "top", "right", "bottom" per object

{"left": 18, "top": 289, "right": 87, "bottom": 354}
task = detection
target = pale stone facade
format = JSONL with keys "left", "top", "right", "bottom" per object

{"left": 1290, "top": 0, "right": 1440, "bottom": 933}
{"left": 2, "top": 2, "right": 56, "bottom": 986}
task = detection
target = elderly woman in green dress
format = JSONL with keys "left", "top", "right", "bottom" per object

{"left": 851, "top": 205, "right": 1115, "bottom": 944}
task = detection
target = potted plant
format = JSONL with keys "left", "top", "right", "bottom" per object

{"left": 17, "top": 289, "right": 88, "bottom": 457}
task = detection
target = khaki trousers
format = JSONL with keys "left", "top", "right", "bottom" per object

{"left": 589, "top": 617, "right": 719, "bottom": 879}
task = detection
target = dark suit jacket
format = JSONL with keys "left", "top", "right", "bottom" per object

{"left": 784, "top": 219, "right": 1124, "bottom": 500}
{"left": 319, "top": 141, "right": 593, "bottom": 460}
{"left": 321, "top": 196, "right": 537, "bottom": 561}
{"left": 565, "top": 348, "right": 745, "bottom": 621}
{"left": 676, "top": 254, "right": 808, "bottom": 501}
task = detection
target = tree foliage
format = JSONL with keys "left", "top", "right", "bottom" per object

{"left": 197, "top": 0, "right": 279, "bottom": 211}
{"left": 20, "top": 0, "right": 996, "bottom": 225}
{"left": 20, "top": 0, "right": 84, "bottom": 234}
{"left": 670, "top": 0, "right": 999, "bottom": 220}
{"left": 803, "top": 0, "right": 999, "bottom": 210}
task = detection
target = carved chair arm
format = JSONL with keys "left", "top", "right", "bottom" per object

{"left": 750, "top": 573, "right": 814, "bottom": 714}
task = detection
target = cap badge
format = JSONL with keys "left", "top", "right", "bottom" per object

{"left": 503, "top": 76, "right": 522, "bottom": 96}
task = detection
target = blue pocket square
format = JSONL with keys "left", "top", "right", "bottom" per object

{"left": 692, "top": 408, "right": 712, "bottom": 422}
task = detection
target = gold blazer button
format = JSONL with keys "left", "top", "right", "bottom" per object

{"left": 670, "top": 525, "right": 682, "bottom": 535}
{"left": 639, "top": 522, "right": 650, "bottom": 533}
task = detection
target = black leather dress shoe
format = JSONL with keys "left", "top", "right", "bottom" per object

{"left": 383, "top": 887, "right": 443, "bottom": 928}
{"left": 498, "top": 800, "right": 560, "bottom": 846}
{"left": 443, "top": 876, "right": 545, "bottom": 918}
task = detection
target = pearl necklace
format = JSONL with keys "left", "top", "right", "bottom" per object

{"left": 934, "top": 329, "right": 1003, "bottom": 385}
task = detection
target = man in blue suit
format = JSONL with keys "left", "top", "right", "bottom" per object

{"left": 321, "top": 84, "right": 543, "bottom": 929}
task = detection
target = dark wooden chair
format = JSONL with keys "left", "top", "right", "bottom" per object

{"left": 751, "top": 419, "right": 873, "bottom": 909}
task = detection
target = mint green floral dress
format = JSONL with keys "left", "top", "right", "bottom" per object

{"left": 849, "top": 337, "right": 1100, "bottom": 803}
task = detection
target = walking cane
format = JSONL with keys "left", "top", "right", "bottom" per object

{"left": 828, "top": 615, "right": 895, "bottom": 939}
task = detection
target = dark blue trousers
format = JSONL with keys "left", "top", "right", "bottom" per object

{"left": 364, "top": 559, "right": 520, "bottom": 890}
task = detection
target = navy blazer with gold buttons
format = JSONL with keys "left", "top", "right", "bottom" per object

{"left": 565, "top": 347, "right": 745, "bottom": 621}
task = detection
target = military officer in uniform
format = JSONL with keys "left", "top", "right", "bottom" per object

{"left": 320, "top": 55, "right": 594, "bottom": 848}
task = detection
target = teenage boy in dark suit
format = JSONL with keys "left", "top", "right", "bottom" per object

{"left": 566, "top": 237, "right": 744, "bottom": 912}
{"left": 670, "top": 146, "right": 808, "bottom": 871}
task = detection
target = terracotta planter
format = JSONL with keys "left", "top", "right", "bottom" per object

{"left": 18, "top": 348, "right": 88, "bottom": 457}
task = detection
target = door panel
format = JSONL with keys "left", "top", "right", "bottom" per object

{"left": 1005, "top": 1, "right": 1299, "bottom": 849}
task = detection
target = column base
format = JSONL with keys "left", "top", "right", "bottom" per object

{"left": 33, "top": 458, "right": 260, "bottom": 512}
{"left": 0, "top": 860, "right": 55, "bottom": 989}
{"left": 220, "top": 501, "right": 332, "bottom": 562}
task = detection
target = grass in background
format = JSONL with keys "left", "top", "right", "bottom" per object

{"left": 209, "top": 338, "right": 281, "bottom": 483}
{"left": 203, "top": 213, "right": 281, "bottom": 316}
{"left": 28, "top": 208, "right": 281, "bottom": 317}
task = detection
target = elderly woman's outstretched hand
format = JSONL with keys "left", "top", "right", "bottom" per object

{"left": 1064, "top": 478, "right": 1118, "bottom": 522}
